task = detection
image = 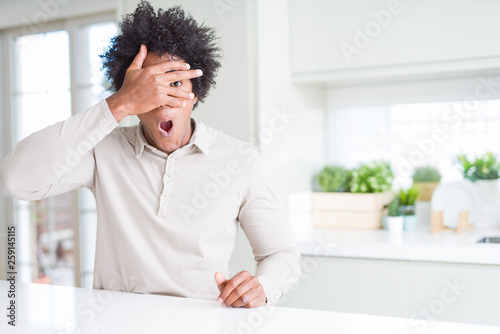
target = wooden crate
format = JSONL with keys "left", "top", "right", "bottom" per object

{"left": 312, "top": 192, "right": 393, "bottom": 229}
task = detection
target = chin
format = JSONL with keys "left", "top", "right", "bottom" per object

{"left": 151, "top": 133, "right": 179, "bottom": 150}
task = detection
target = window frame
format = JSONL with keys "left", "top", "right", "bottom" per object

{"left": 0, "top": 11, "right": 116, "bottom": 285}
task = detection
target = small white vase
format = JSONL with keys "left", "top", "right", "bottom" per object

{"left": 474, "top": 179, "right": 500, "bottom": 203}
{"left": 387, "top": 216, "right": 404, "bottom": 235}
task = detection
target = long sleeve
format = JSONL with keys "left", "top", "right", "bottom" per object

{"left": 237, "top": 154, "right": 301, "bottom": 305}
{"left": 0, "top": 100, "right": 118, "bottom": 201}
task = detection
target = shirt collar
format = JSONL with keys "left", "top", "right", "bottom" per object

{"left": 188, "top": 118, "right": 210, "bottom": 155}
{"left": 134, "top": 123, "right": 149, "bottom": 158}
{"left": 134, "top": 118, "right": 210, "bottom": 158}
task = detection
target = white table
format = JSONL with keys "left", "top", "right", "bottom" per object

{"left": 1, "top": 281, "right": 499, "bottom": 333}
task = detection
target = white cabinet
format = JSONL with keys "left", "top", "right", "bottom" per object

{"left": 290, "top": 0, "right": 500, "bottom": 83}
{"left": 280, "top": 257, "right": 408, "bottom": 317}
{"left": 280, "top": 256, "right": 500, "bottom": 327}
{"left": 408, "top": 261, "right": 500, "bottom": 327}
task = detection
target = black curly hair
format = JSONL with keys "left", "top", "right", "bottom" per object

{"left": 100, "top": 1, "right": 221, "bottom": 107}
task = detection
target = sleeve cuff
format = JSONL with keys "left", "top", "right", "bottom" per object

{"left": 256, "top": 275, "right": 284, "bottom": 306}
{"left": 99, "top": 99, "right": 119, "bottom": 129}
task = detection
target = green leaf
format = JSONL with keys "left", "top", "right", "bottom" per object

{"left": 350, "top": 161, "right": 394, "bottom": 193}
{"left": 412, "top": 166, "right": 441, "bottom": 182}
{"left": 316, "top": 165, "right": 353, "bottom": 192}
{"left": 457, "top": 152, "right": 500, "bottom": 180}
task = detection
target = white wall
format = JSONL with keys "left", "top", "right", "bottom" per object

{"left": 255, "top": 0, "right": 326, "bottom": 212}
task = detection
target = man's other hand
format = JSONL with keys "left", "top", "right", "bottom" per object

{"left": 214, "top": 271, "right": 267, "bottom": 308}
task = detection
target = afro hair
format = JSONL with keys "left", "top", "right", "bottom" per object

{"left": 100, "top": 1, "right": 221, "bottom": 107}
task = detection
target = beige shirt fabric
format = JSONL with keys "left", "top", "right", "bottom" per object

{"left": 0, "top": 100, "right": 300, "bottom": 305}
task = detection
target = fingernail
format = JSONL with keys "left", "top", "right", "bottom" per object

{"left": 217, "top": 297, "right": 223, "bottom": 304}
{"left": 221, "top": 303, "right": 226, "bottom": 308}
{"left": 185, "top": 63, "right": 190, "bottom": 69}
{"left": 189, "top": 93, "right": 195, "bottom": 99}
{"left": 182, "top": 101, "right": 186, "bottom": 107}
{"left": 196, "top": 69, "right": 203, "bottom": 75}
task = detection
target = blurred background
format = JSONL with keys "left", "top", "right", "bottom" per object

{"left": 1, "top": 0, "right": 500, "bottom": 327}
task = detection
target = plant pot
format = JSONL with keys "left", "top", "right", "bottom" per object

{"left": 474, "top": 179, "right": 500, "bottom": 203}
{"left": 413, "top": 182, "right": 440, "bottom": 201}
{"left": 312, "top": 192, "right": 393, "bottom": 229}
{"left": 387, "top": 216, "right": 404, "bottom": 234}
{"left": 399, "top": 205, "right": 416, "bottom": 216}
{"left": 403, "top": 215, "right": 418, "bottom": 230}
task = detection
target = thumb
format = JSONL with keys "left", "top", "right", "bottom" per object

{"left": 127, "top": 44, "right": 147, "bottom": 71}
{"left": 214, "top": 272, "right": 227, "bottom": 289}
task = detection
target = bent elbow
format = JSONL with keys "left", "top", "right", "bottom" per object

{"left": 0, "top": 165, "right": 45, "bottom": 201}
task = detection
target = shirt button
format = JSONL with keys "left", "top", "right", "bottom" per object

{"left": 164, "top": 176, "right": 170, "bottom": 182}
{"left": 160, "top": 196, "right": 166, "bottom": 202}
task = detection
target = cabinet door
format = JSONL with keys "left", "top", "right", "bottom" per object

{"left": 290, "top": 0, "right": 500, "bottom": 75}
{"left": 280, "top": 256, "right": 408, "bottom": 317}
{"left": 408, "top": 261, "right": 500, "bottom": 327}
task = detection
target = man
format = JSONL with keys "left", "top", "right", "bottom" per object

{"left": 0, "top": 1, "right": 300, "bottom": 308}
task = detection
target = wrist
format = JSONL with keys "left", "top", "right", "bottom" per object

{"left": 106, "top": 93, "right": 129, "bottom": 123}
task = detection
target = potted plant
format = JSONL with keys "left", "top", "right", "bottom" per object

{"left": 458, "top": 152, "right": 500, "bottom": 203}
{"left": 412, "top": 166, "right": 441, "bottom": 201}
{"left": 397, "top": 187, "right": 420, "bottom": 230}
{"left": 317, "top": 165, "right": 352, "bottom": 192}
{"left": 349, "top": 161, "right": 393, "bottom": 194}
{"left": 312, "top": 162, "right": 393, "bottom": 229}
{"left": 386, "top": 199, "right": 404, "bottom": 234}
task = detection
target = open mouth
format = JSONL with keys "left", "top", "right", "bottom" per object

{"left": 160, "top": 120, "right": 173, "bottom": 132}
{"left": 159, "top": 120, "right": 174, "bottom": 137}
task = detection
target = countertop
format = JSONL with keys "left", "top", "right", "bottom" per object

{"left": 294, "top": 225, "right": 500, "bottom": 265}
{"left": 2, "top": 281, "right": 500, "bottom": 334}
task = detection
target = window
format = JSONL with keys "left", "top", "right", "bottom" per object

{"left": 5, "top": 15, "right": 116, "bottom": 288}
{"left": 330, "top": 99, "right": 500, "bottom": 189}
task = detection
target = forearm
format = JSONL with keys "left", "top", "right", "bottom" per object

{"left": 0, "top": 100, "right": 117, "bottom": 200}
{"left": 255, "top": 246, "right": 302, "bottom": 306}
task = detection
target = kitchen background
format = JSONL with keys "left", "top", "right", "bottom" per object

{"left": 1, "top": 0, "right": 500, "bottom": 328}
